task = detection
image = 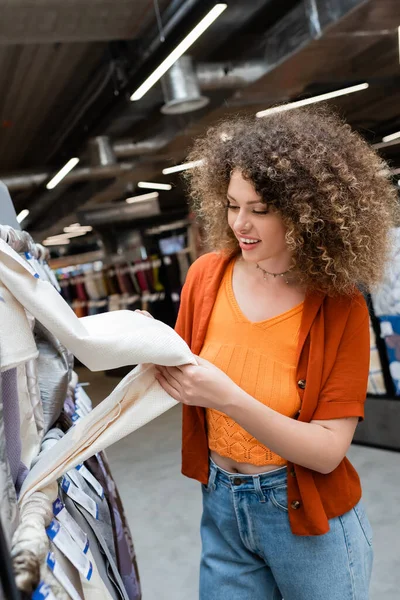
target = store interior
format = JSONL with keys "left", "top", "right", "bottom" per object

{"left": 1, "top": 0, "right": 400, "bottom": 599}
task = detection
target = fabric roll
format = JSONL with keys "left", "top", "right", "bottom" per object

{"left": 17, "top": 363, "right": 41, "bottom": 471}
{"left": 0, "top": 240, "right": 194, "bottom": 507}
{"left": 81, "top": 547, "right": 115, "bottom": 600}
{"left": 0, "top": 371, "right": 19, "bottom": 544}
{"left": 62, "top": 489, "right": 126, "bottom": 600}
{"left": 0, "top": 280, "right": 38, "bottom": 372}
{"left": 84, "top": 273, "right": 102, "bottom": 301}
{"left": 86, "top": 453, "right": 141, "bottom": 600}
{"left": 34, "top": 321, "right": 71, "bottom": 433}
{"left": 25, "top": 359, "right": 45, "bottom": 443}
{"left": 1, "top": 368, "right": 22, "bottom": 484}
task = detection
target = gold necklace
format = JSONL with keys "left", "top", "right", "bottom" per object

{"left": 256, "top": 263, "right": 293, "bottom": 284}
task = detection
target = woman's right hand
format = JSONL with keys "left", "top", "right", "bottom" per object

{"left": 135, "top": 309, "right": 154, "bottom": 319}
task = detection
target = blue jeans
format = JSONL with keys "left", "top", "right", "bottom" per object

{"left": 200, "top": 459, "right": 373, "bottom": 600}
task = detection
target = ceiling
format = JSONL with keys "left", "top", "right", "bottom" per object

{"left": 1, "top": 0, "right": 400, "bottom": 248}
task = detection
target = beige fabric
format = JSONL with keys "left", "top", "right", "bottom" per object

{"left": 80, "top": 548, "right": 114, "bottom": 600}
{"left": 0, "top": 240, "right": 194, "bottom": 504}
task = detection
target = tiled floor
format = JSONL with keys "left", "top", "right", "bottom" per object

{"left": 80, "top": 368, "right": 400, "bottom": 599}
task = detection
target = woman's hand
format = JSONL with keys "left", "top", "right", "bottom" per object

{"left": 155, "top": 356, "right": 240, "bottom": 411}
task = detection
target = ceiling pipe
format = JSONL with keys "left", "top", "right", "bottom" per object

{"left": 2, "top": 163, "right": 135, "bottom": 192}
{"left": 1, "top": 58, "right": 268, "bottom": 192}
{"left": 161, "top": 55, "right": 209, "bottom": 114}
{"left": 196, "top": 60, "right": 267, "bottom": 89}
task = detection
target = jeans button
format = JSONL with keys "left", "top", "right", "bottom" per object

{"left": 233, "top": 478, "right": 242, "bottom": 486}
{"left": 291, "top": 500, "right": 301, "bottom": 510}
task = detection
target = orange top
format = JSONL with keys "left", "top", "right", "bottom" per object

{"left": 201, "top": 260, "right": 302, "bottom": 465}
{"left": 175, "top": 253, "right": 370, "bottom": 536}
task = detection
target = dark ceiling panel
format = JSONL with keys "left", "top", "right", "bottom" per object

{"left": 0, "top": 0, "right": 170, "bottom": 43}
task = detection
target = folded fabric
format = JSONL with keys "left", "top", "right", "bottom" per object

{"left": 0, "top": 240, "right": 194, "bottom": 504}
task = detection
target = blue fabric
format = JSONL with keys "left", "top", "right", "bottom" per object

{"left": 200, "top": 459, "right": 373, "bottom": 600}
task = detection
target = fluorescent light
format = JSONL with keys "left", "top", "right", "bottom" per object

{"left": 64, "top": 222, "right": 82, "bottom": 230}
{"left": 43, "top": 234, "right": 71, "bottom": 246}
{"left": 126, "top": 191, "right": 159, "bottom": 204}
{"left": 43, "top": 239, "right": 70, "bottom": 246}
{"left": 138, "top": 181, "right": 172, "bottom": 191}
{"left": 63, "top": 225, "right": 93, "bottom": 233}
{"left": 256, "top": 83, "right": 369, "bottom": 118}
{"left": 382, "top": 130, "right": 400, "bottom": 143}
{"left": 16, "top": 209, "right": 29, "bottom": 223}
{"left": 46, "top": 157, "right": 80, "bottom": 190}
{"left": 162, "top": 160, "right": 204, "bottom": 175}
{"left": 130, "top": 4, "right": 227, "bottom": 101}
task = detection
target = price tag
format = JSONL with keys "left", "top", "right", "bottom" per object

{"left": 46, "top": 520, "right": 92, "bottom": 580}
{"left": 53, "top": 498, "right": 89, "bottom": 554}
{"left": 62, "top": 477, "right": 99, "bottom": 520}
{"left": 32, "top": 582, "right": 58, "bottom": 600}
{"left": 46, "top": 552, "right": 83, "bottom": 600}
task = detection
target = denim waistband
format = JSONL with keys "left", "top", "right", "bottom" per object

{"left": 209, "top": 457, "right": 287, "bottom": 491}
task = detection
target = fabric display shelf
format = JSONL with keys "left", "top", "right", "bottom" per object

{"left": 354, "top": 227, "right": 400, "bottom": 452}
{"left": 56, "top": 223, "right": 194, "bottom": 331}
{"left": 0, "top": 224, "right": 183, "bottom": 600}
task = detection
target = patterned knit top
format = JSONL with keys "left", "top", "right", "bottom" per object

{"left": 200, "top": 260, "right": 303, "bottom": 466}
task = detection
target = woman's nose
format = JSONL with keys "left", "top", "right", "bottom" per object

{"left": 233, "top": 210, "right": 250, "bottom": 233}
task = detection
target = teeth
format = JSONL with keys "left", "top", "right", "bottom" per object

{"left": 240, "top": 237, "right": 260, "bottom": 244}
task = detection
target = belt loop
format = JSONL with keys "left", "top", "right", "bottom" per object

{"left": 254, "top": 476, "right": 266, "bottom": 503}
{"left": 208, "top": 463, "right": 217, "bottom": 491}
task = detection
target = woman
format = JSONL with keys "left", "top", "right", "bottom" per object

{"left": 150, "top": 107, "right": 397, "bottom": 599}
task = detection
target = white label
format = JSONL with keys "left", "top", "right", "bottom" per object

{"left": 53, "top": 498, "right": 89, "bottom": 554}
{"left": 46, "top": 552, "right": 83, "bottom": 600}
{"left": 32, "top": 582, "right": 58, "bottom": 600}
{"left": 62, "top": 477, "right": 99, "bottom": 520}
{"left": 46, "top": 519, "right": 92, "bottom": 580}
{"left": 76, "top": 464, "right": 104, "bottom": 499}
{"left": 75, "top": 385, "right": 92, "bottom": 411}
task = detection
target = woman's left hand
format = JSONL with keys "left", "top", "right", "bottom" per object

{"left": 155, "top": 356, "right": 239, "bottom": 411}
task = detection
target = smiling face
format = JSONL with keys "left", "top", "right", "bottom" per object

{"left": 226, "top": 170, "right": 292, "bottom": 271}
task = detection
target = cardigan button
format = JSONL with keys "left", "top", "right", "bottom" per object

{"left": 290, "top": 469, "right": 296, "bottom": 477}
{"left": 297, "top": 379, "right": 306, "bottom": 390}
{"left": 291, "top": 500, "right": 301, "bottom": 510}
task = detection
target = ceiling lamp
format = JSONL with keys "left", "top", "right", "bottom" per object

{"left": 161, "top": 56, "right": 209, "bottom": 115}
{"left": 130, "top": 4, "right": 227, "bottom": 101}
{"left": 256, "top": 83, "right": 369, "bottom": 118}
{"left": 382, "top": 130, "right": 400, "bottom": 143}
{"left": 138, "top": 181, "right": 172, "bottom": 190}
{"left": 162, "top": 160, "right": 204, "bottom": 175}
{"left": 126, "top": 191, "right": 159, "bottom": 204}
{"left": 16, "top": 209, "right": 29, "bottom": 224}
{"left": 46, "top": 158, "right": 80, "bottom": 190}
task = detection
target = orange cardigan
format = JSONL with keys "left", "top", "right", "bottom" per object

{"left": 175, "top": 252, "right": 370, "bottom": 536}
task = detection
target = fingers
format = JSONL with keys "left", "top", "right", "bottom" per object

{"left": 156, "top": 365, "right": 181, "bottom": 388}
{"left": 155, "top": 368, "right": 181, "bottom": 402}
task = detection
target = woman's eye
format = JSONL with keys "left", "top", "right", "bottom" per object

{"left": 253, "top": 209, "right": 269, "bottom": 215}
{"left": 226, "top": 204, "right": 239, "bottom": 210}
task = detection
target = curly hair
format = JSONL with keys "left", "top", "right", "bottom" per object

{"left": 183, "top": 106, "right": 399, "bottom": 295}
